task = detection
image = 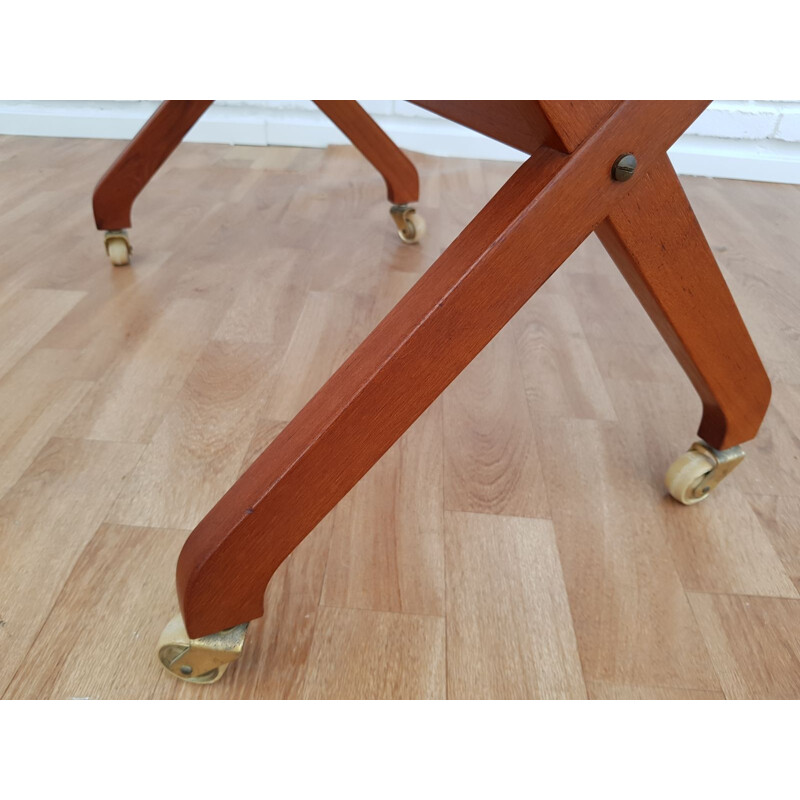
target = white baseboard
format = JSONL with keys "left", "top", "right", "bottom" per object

{"left": 667, "top": 135, "right": 800, "bottom": 184}
{"left": 2, "top": 101, "right": 799, "bottom": 185}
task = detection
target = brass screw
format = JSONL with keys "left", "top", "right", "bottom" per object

{"left": 612, "top": 153, "right": 637, "bottom": 181}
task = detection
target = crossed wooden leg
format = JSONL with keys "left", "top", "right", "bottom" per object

{"left": 314, "top": 101, "right": 424, "bottom": 243}
{"left": 156, "top": 100, "right": 770, "bottom": 683}
{"left": 93, "top": 100, "right": 422, "bottom": 261}
{"left": 313, "top": 101, "right": 418, "bottom": 204}
{"left": 172, "top": 101, "right": 723, "bottom": 637}
{"left": 92, "top": 100, "right": 212, "bottom": 232}
{"left": 597, "top": 155, "right": 771, "bottom": 450}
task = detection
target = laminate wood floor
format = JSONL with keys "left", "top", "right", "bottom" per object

{"left": 1, "top": 134, "right": 798, "bottom": 699}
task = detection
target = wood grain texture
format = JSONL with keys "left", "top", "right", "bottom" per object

{"left": 688, "top": 593, "right": 800, "bottom": 700}
{"left": 0, "top": 437, "right": 144, "bottom": 694}
{"left": 410, "top": 101, "right": 556, "bottom": 154}
{"left": 513, "top": 283, "right": 617, "bottom": 421}
{"left": 597, "top": 155, "right": 771, "bottom": 449}
{"left": 58, "top": 297, "right": 221, "bottom": 443}
{"left": 445, "top": 511, "right": 586, "bottom": 699}
{"left": 747, "top": 495, "right": 800, "bottom": 586}
{"left": 443, "top": 330, "right": 550, "bottom": 517}
{"left": 321, "top": 403, "right": 445, "bottom": 616}
{"left": 213, "top": 248, "right": 309, "bottom": 345}
{"left": 410, "top": 101, "right": 619, "bottom": 154}
{"left": 736, "top": 381, "right": 800, "bottom": 498}
{"left": 603, "top": 377, "right": 797, "bottom": 599}
{"left": 5, "top": 524, "right": 187, "bottom": 700}
{"left": 537, "top": 100, "right": 620, "bottom": 152}
{"left": 534, "top": 416, "right": 722, "bottom": 692}
{"left": 177, "top": 101, "right": 709, "bottom": 638}
{"left": 0, "top": 133, "right": 795, "bottom": 699}
{"left": 92, "top": 100, "right": 212, "bottom": 230}
{"left": 0, "top": 288, "right": 84, "bottom": 380}
{"left": 314, "top": 101, "right": 419, "bottom": 203}
{"left": 107, "top": 340, "right": 283, "bottom": 530}
{"left": 586, "top": 682, "right": 724, "bottom": 700}
{"left": 264, "top": 290, "right": 376, "bottom": 421}
{"left": 660, "top": 489, "right": 797, "bottom": 598}
{"left": 300, "top": 605, "right": 446, "bottom": 699}
{"left": 0, "top": 349, "right": 92, "bottom": 498}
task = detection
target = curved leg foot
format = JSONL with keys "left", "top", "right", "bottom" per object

{"left": 92, "top": 100, "right": 212, "bottom": 235}
{"left": 313, "top": 100, "right": 419, "bottom": 206}
{"left": 596, "top": 155, "right": 771, "bottom": 452}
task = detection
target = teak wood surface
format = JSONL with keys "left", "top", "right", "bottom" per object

{"left": 93, "top": 100, "right": 420, "bottom": 231}
{"left": 597, "top": 156, "right": 771, "bottom": 448}
{"left": 0, "top": 132, "right": 797, "bottom": 698}
{"left": 313, "top": 101, "right": 419, "bottom": 203}
{"left": 93, "top": 100, "right": 212, "bottom": 230}
{"left": 140, "top": 100, "right": 771, "bottom": 638}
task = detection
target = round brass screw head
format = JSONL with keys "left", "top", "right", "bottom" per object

{"left": 612, "top": 153, "right": 637, "bottom": 181}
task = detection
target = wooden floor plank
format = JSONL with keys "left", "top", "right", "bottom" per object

{"left": 444, "top": 511, "right": 586, "bottom": 699}
{"left": 213, "top": 248, "right": 309, "bottom": 345}
{"left": 264, "top": 289, "right": 375, "bottom": 422}
{"left": 0, "top": 288, "right": 84, "bottom": 380}
{"left": 4, "top": 524, "right": 187, "bottom": 700}
{"left": 605, "top": 378, "right": 798, "bottom": 599}
{"left": 321, "top": 402, "right": 445, "bottom": 617}
{"left": 57, "top": 297, "right": 221, "bottom": 443}
{"left": 0, "top": 349, "right": 92, "bottom": 499}
{"left": 688, "top": 592, "right": 800, "bottom": 700}
{"left": 107, "top": 340, "right": 282, "bottom": 530}
{"left": 513, "top": 287, "right": 617, "bottom": 422}
{"left": 151, "top": 513, "right": 336, "bottom": 700}
{"left": 300, "top": 605, "right": 446, "bottom": 700}
{"left": 443, "top": 331, "right": 550, "bottom": 518}
{"left": 738, "top": 381, "right": 800, "bottom": 498}
{"left": 0, "top": 134, "right": 797, "bottom": 699}
{"left": 586, "top": 682, "right": 724, "bottom": 700}
{"left": 0, "top": 437, "right": 144, "bottom": 694}
{"left": 747, "top": 494, "right": 800, "bottom": 587}
{"left": 535, "top": 417, "right": 721, "bottom": 692}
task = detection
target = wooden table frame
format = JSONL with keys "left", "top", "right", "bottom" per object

{"left": 92, "top": 100, "right": 418, "bottom": 232}
{"left": 93, "top": 100, "right": 771, "bottom": 643}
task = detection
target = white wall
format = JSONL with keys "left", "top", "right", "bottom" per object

{"left": 1, "top": 100, "right": 799, "bottom": 184}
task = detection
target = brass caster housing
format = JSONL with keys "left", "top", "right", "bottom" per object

{"left": 390, "top": 204, "right": 426, "bottom": 244}
{"left": 665, "top": 440, "right": 746, "bottom": 505}
{"left": 157, "top": 614, "right": 249, "bottom": 684}
{"left": 104, "top": 229, "right": 132, "bottom": 267}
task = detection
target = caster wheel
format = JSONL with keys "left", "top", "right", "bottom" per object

{"left": 157, "top": 614, "right": 249, "bottom": 684}
{"left": 665, "top": 441, "right": 745, "bottom": 505}
{"left": 104, "top": 229, "right": 132, "bottom": 267}
{"left": 389, "top": 204, "right": 426, "bottom": 244}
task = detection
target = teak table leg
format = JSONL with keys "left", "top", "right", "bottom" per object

{"left": 314, "top": 101, "right": 425, "bottom": 243}
{"left": 92, "top": 100, "right": 212, "bottom": 231}
{"left": 596, "top": 155, "right": 771, "bottom": 450}
{"left": 169, "top": 101, "right": 709, "bottom": 651}
{"left": 92, "top": 100, "right": 212, "bottom": 266}
{"left": 313, "top": 101, "right": 419, "bottom": 204}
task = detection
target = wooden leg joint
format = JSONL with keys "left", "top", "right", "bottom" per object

{"left": 176, "top": 101, "right": 721, "bottom": 638}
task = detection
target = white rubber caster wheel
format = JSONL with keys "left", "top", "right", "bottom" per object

{"left": 104, "top": 229, "right": 132, "bottom": 267}
{"left": 157, "top": 614, "right": 249, "bottom": 684}
{"left": 665, "top": 441, "right": 745, "bottom": 506}
{"left": 390, "top": 204, "right": 426, "bottom": 244}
